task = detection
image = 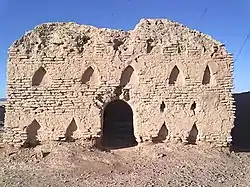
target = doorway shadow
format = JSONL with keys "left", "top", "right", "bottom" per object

{"left": 231, "top": 92, "right": 250, "bottom": 152}
{"left": 101, "top": 100, "right": 138, "bottom": 150}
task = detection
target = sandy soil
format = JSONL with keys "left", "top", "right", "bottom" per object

{"left": 0, "top": 140, "right": 250, "bottom": 187}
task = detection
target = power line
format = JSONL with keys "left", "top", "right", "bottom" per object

{"left": 235, "top": 30, "right": 250, "bottom": 63}
{"left": 196, "top": 7, "right": 208, "bottom": 28}
{"left": 200, "top": 7, "right": 208, "bottom": 21}
{"left": 197, "top": 5, "right": 249, "bottom": 64}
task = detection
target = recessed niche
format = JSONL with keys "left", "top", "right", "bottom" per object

{"left": 169, "top": 65, "right": 184, "bottom": 85}
{"left": 32, "top": 67, "right": 47, "bottom": 86}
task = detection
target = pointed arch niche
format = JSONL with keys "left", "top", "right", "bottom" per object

{"left": 65, "top": 118, "right": 78, "bottom": 141}
{"left": 32, "top": 66, "right": 50, "bottom": 86}
{"left": 81, "top": 66, "right": 99, "bottom": 86}
{"left": 202, "top": 65, "right": 216, "bottom": 86}
{"left": 187, "top": 123, "right": 198, "bottom": 144}
{"left": 168, "top": 65, "right": 185, "bottom": 86}
{"left": 152, "top": 122, "right": 169, "bottom": 143}
{"left": 119, "top": 65, "right": 138, "bottom": 87}
{"left": 24, "top": 119, "right": 41, "bottom": 147}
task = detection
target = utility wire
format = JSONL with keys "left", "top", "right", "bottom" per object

{"left": 197, "top": 5, "right": 249, "bottom": 64}
{"left": 196, "top": 7, "right": 208, "bottom": 28}
{"left": 199, "top": 7, "right": 208, "bottom": 22}
{"left": 235, "top": 30, "right": 250, "bottom": 63}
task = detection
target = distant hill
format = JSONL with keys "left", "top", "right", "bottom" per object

{"left": 0, "top": 98, "right": 6, "bottom": 107}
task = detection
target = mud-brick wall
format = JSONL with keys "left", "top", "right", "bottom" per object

{"left": 4, "top": 19, "right": 234, "bottom": 147}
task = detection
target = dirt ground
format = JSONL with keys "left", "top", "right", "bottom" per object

{"left": 0, "top": 139, "right": 250, "bottom": 187}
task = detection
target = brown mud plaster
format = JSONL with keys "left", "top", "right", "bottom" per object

{"left": 4, "top": 19, "right": 234, "bottom": 148}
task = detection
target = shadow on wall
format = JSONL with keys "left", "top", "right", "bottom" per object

{"left": 65, "top": 118, "right": 78, "bottom": 142}
{"left": 231, "top": 91, "right": 250, "bottom": 152}
{"left": 187, "top": 123, "right": 198, "bottom": 145}
{"left": 152, "top": 122, "right": 169, "bottom": 143}
{"left": 24, "top": 119, "right": 41, "bottom": 148}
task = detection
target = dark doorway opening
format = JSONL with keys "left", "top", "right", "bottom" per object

{"left": 101, "top": 100, "right": 137, "bottom": 149}
{"left": 231, "top": 92, "right": 250, "bottom": 152}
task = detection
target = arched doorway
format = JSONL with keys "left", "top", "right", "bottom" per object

{"left": 101, "top": 100, "right": 137, "bottom": 149}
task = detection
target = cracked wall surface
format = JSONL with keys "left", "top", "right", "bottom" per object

{"left": 4, "top": 18, "right": 235, "bottom": 147}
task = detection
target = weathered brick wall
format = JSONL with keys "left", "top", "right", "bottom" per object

{"left": 4, "top": 19, "right": 234, "bottom": 147}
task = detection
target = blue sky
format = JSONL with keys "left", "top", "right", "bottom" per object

{"left": 0, "top": 0, "right": 250, "bottom": 98}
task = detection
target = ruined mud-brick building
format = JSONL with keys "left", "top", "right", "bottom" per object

{"left": 4, "top": 19, "right": 235, "bottom": 148}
